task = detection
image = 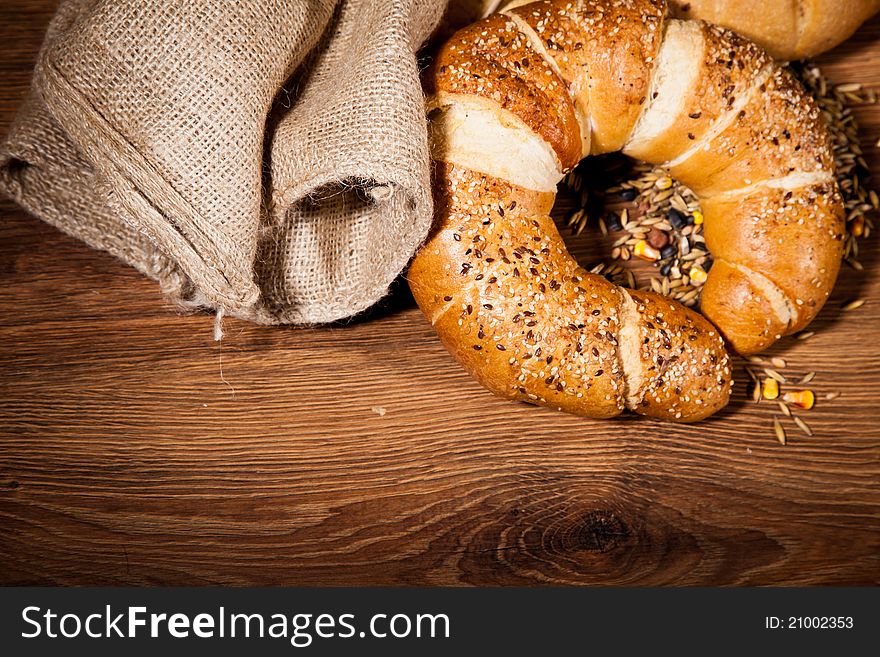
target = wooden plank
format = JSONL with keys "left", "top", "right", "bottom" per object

{"left": 0, "top": 1, "right": 878, "bottom": 585}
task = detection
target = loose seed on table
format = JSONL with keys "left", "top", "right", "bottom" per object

{"left": 773, "top": 417, "right": 787, "bottom": 446}
{"left": 764, "top": 368, "right": 786, "bottom": 384}
{"left": 783, "top": 390, "right": 815, "bottom": 410}
{"left": 660, "top": 245, "right": 676, "bottom": 260}
{"left": 794, "top": 416, "right": 813, "bottom": 437}
{"left": 762, "top": 378, "right": 780, "bottom": 400}
{"left": 634, "top": 240, "right": 661, "bottom": 262}
{"left": 647, "top": 227, "right": 669, "bottom": 249}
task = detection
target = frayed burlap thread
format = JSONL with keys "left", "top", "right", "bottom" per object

{"left": 0, "top": 0, "right": 447, "bottom": 324}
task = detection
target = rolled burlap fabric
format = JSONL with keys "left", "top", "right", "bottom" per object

{"left": 0, "top": 0, "right": 447, "bottom": 324}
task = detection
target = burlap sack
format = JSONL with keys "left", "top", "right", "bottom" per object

{"left": 0, "top": 0, "right": 448, "bottom": 324}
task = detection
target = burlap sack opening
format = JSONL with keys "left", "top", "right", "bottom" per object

{"left": 254, "top": 0, "right": 445, "bottom": 324}
{"left": 256, "top": 180, "right": 425, "bottom": 324}
{"left": 1, "top": 0, "right": 450, "bottom": 325}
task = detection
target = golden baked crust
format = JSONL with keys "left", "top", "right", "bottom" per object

{"left": 699, "top": 259, "right": 791, "bottom": 355}
{"left": 669, "top": 67, "right": 834, "bottom": 197}
{"left": 626, "top": 22, "right": 772, "bottom": 164}
{"left": 702, "top": 183, "right": 845, "bottom": 335}
{"left": 428, "top": 13, "right": 582, "bottom": 170}
{"left": 510, "top": 0, "right": 666, "bottom": 154}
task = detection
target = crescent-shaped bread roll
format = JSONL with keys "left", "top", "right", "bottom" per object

{"left": 409, "top": 0, "right": 844, "bottom": 422}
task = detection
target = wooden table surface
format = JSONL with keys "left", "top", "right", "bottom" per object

{"left": 1, "top": 2, "right": 878, "bottom": 586}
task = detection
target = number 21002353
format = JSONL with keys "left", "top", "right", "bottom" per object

{"left": 765, "top": 616, "right": 854, "bottom": 630}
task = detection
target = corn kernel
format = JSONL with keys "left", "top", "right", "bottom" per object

{"left": 762, "top": 378, "right": 779, "bottom": 400}
{"left": 851, "top": 216, "right": 865, "bottom": 237}
{"left": 689, "top": 265, "right": 708, "bottom": 285}
{"left": 655, "top": 176, "right": 673, "bottom": 190}
{"left": 783, "top": 389, "right": 815, "bottom": 410}
{"left": 633, "top": 239, "right": 661, "bottom": 262}
{"left": 691, "top": 210, "right": 704, "bottom": 225}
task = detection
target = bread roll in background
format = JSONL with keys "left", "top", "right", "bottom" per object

{"left": 437, "top": 0, "right": 880, "bottom": 60}
{"left": 668, "top": 0, "right": 880, "bottom": 61}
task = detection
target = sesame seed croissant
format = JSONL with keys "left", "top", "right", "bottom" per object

{"left": 408, "top": 0, "right": 844, "bottom": 422}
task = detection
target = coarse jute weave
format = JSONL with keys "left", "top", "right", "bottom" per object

{"left": 0, "top": 0, "right": 450, "bottom": 324}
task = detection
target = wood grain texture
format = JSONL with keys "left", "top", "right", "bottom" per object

{"left": 1, "top": 1, "right": 878, "bottom": 586}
